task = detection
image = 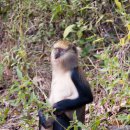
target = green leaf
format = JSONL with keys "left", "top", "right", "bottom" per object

{"left": 77, "top": 122, "right": 87, "bottom": 129}
{"left": 73, "top": 111, "right": 77, "bottom": 120}
{"left": 16, "top": 66, "right": 23, "bottom": 79}
{"left": 0, "top": 64, "right": 4, "bottom": 80}
{"left": 127, "top": 24, "right": 130, "bottom": 31}
{"left": 77, "top": 30, "right": 83, "bottom": 39}
{"left": 74, "top": 125, "right": 78, "bottom": 130}
{"left": 93, "top": 38, "right": 104, "bottom": 44}
{"left": 9, "top": 99, "right": 20, "bottom": 107}
{"left": 63, "top": 24, "right": 75, "bottom": 38}
{"left": 115, "top": 0, "right": 122, "bottom": 10}
{"left": 51, "top": 5, "right": 62, "bottom": 22}
{"left": 96, "top": 15, "right": 104, "bottom": 25}
{"left": 4, "top": 108, "right": 9, "bottom": 118}
{"left": 91, "top": 119, "right": 100, "bottom": 130}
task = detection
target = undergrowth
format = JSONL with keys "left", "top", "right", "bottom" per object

{"left": 0, "top": 0, "right": 130, "bottom": 130}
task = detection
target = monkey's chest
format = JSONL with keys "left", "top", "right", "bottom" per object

{"left": 48, "top": 72, "right": 78, "bottom": 105}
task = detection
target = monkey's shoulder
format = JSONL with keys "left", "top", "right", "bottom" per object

{"left": 71, "top": 67, "right": 91, "bottom": 90}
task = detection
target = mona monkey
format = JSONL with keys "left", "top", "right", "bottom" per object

{"left": 38, "top": 40, "right": 93, "bottom": 130}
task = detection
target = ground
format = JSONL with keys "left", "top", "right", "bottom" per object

{"left": 0, "top": 1, "right": 130, "bottom": 130}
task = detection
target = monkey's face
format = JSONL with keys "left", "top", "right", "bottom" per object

{"left": 51, "top": 41, "right": 78, "bottom": 68}
{"left": 51, "top": 45, "right": 77, "bottom": 60}
{"left": 53, "top": 47, "right": 67, "bottom": 59}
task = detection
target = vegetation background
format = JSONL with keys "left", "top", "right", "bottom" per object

{"left": 0, "top": 0, "right": 130, "bottom": 130}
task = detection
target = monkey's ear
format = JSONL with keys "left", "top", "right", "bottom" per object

{"left": 72, "top": 42, "right": 82, "bottom": 56}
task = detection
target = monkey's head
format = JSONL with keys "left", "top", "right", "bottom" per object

{"left": 51, "top": 40, "right": 80, "bottom": 71}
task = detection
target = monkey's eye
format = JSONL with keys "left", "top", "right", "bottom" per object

{"left": 55, "top": 48, "right": 64, "bottom": 53}
{"left": 54, "top": 48, "right": 65, "bottom": 59}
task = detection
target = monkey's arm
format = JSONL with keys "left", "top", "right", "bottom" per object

{"left": 53, "top": 67, "right": 93, "bottom": 112}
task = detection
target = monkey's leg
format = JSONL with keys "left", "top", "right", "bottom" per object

{"left": 38, "top": 110, "right": 74, "bottom": 130}
{"left": 40, "top": 125, "right": 53, "bottom": 130}
{"left": 53, "top": 113, "right": 71, "bottom": 130}
{"left": 38, "top": 110, "right": 54, "bottom": 130}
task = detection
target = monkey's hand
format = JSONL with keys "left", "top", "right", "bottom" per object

{"left": 53, "top": 103, "right": 65, "bottom": 115}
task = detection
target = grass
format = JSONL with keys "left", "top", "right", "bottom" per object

{"left": 0, "top": 0, "right": 130, "bottom": 129}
